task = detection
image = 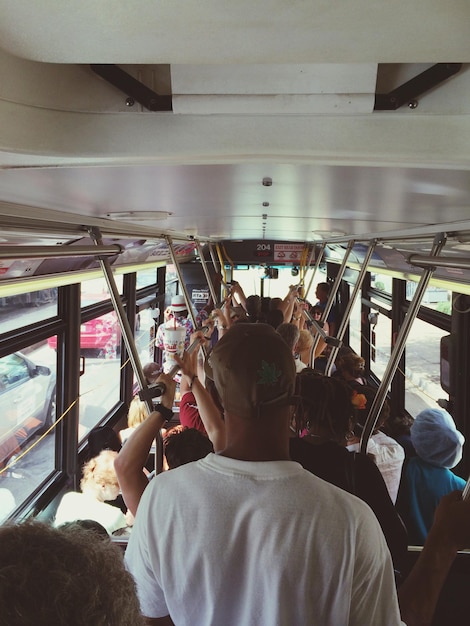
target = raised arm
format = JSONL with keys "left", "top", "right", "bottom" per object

{"left": 176, "top": 350, "right": 226, "bottom": 452}
{"left": 114, "top": 374, "right": 176, "bottom": 516}
{"left": 398, "top": 491, "right": 470, "bottom": 626}
{"left": 279, "top": 284, "right": 299, "bottom": 323}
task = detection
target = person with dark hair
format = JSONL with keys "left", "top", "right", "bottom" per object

{"left": 115, "top": 362, "right": 222, "bottom": 517}
{"left": 290, "top": 369, "right": 407, "bottom": 568}
{"left": 265, "top": 307, "right": 284, "bottom": 329}
{"left": 125, "top": 324, "right": 470, "bottom": 626}
{"left": 163, "top": 425, "right": 214, "bottom": 469}
{"left": 244, "top": 294, "right": 262, "bottom": 322}
{"left": 315, "top": 281, "right": 337, "bottom": 335}
{"left": 0, "top": 520, "right": 144, "bottom": 626}
{"left": 126, "top": 324, "right": 402, "bottom": 624}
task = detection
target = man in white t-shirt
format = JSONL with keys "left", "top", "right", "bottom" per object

{"left": 125, "top": 324, "right": 470, "bottom": 626}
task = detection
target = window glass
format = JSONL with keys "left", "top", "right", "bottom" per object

{"left": 369, "top": 309, "right": 391, "bottom": 380}
{"left": 406, "top": 283, "right": 451, "bottom": 314}
{"left": 136, "top": 268, "right": 158, "bottom": 289}
{"left": 0, "top": 341, "right": 57, "bottom": 522}
{"left": 371, "top": 273, "right": 392, "bottom": 294}
{"left": 0, "top": 289, "right": 58, "bottom": 333}
{"left": 405, "top": 319, "right": 448, "bottom": 416}
{"left": 80, "top": 276, "right": 123, "bottom": 307}
{"left": 78, "top": 313, "right": 121, "bottom": 442}
{"left": 133, "top": 307, "right": 160, "bottom": 391}
{"left": 349, "top": 296, "right": 361, "bottom": 355}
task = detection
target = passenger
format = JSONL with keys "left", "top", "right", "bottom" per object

{"left": 333, "top": 351, "right": 367, "bottom": 385}
{"left": 125, "top": 324, "right": 403, "bottom": 624}
{"left": 346, "top": 389, "right": 405, "bottom": 504}
{"left": 143, "top": 361, "right": 160, "bottom": 384}
{"left": 120, "top": 396, "right": 149, "bottom": 445}
{"left": 155, "top": 294, "right": 209, "bottom": 361}
{"left": 309, "top": 304, "right": 330, "bottom": 361}
{"left": 125, "top": 324, "right": 470, "bottom": 626}
{"left": 244, "top": 293, "right": 262, "bottom": 322}
{"left": 296, "top": 328, "right": 314, "bottom": 365}
{"left": 54, "top": 449, "right": 129, "bottom": 535}
{"left": 265, "top": 307, "right": 284, "bottom": 329}
{"left": 164, "top": 425, "right": 214, "bottom": 469}
{"left": 315, "top": 281, "right": 337, "bottom": 335}
{"left": 382, "top": 411, "right": 417, "bottom": 458}
{"left": 0, "top": 520, "right": 144, "bottom": 626}
{"left": 397, "top": 408, "right": 466, "bottom": 544}
{"left": 276, "top": 321, "right": 306, "bottom": 372}
{"left": 115, "top": 366, "right": 221, "bottom": 516}
{"left": 290, "top": 369, "right": 408, "bottom": 569}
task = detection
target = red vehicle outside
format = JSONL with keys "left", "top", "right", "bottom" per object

{"left": 48, "top": 311, "right": 121, "bottom": 358}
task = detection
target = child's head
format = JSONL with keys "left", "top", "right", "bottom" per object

{"left": 411, "top": 408, "right": 465, "bottom": 469}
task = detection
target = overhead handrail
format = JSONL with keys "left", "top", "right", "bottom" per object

{"left": 360, "top": 232, "right": 447, "bottom": 454}
{"left": 408, "top": 254, "right": 470, "bottom": 271}
{"left": 310, "top": 240, "right": 354, "bottom": 361}
{"left": 324, "top": 240, "right": 377, "bottom": 376}
{"left": 89, "top": 226, "right": 165, "bottom": 473}
{"left": 0, "top": 244, "right": 122, "bottom": 259}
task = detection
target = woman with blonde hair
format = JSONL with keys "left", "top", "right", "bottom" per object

{"left": 120, "top": 396, "right": 149, "bottom": 444}
{"left": 54, "top": 449, "right": 128, "bottom": 535}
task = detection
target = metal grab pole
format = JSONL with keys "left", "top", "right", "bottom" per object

{"left": 165, "top": 236, "right": 198, "bottom": 332}
{"left": 360, "top": 232, "right": 447, "bottom": 454}
{"left": 89, "top": 228, "right": 148, "bottom": 397}
{"left": 303, "top": 243, "right": 326, "bottom": 301}
{"left": 196, "top": 240, "right": 218, "bottom": 307}
{"left": 208, "top": 243, "right": 220, "bottom": 275}
{"left": 310, "top": 240, "right": 354, "bottom": 361}
{"left": 324, "top": 240, "right": 377, "bottom": 376}
{"left": 89, "top": 227, "right": 165, "bottom": 473}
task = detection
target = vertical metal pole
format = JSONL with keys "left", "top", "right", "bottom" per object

{"left": 196, "top": 240, "right": 218, "bottom": 306}
{"left": 304, "top": 243, "right": 326, "bottom": 301}
{"left": 325, "top": 240, "right": 376, "bottom": 376}
{"left": 310, "top": 240, "right": 354, "bottom": 359}
{"left": 166, "top": 236, "right": 198, "bottom": 331}
{"left": 89, "top": 227, "right": 164, "bottom": 473}
{"left": 208, "top": 243, "right": 220, "bottom": 275}
{"left": 360, "top": 232, "right": 447, "bottom": 453}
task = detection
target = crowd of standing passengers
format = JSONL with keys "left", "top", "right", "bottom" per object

{"left": 1, "top": 280, "right": 469, "bottom": 625}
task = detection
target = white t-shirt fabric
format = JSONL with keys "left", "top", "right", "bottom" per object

{"left": 295, "top": 357, "right": 307, "bottom": 373}
{"left": 125, "top": 453, "right": 403, "bottom": 626}
{"left": 54, "top": 492, "right": 127, "bottom": 535}
{"left": 348, "top": 432, "right": 405, "bottom": 504}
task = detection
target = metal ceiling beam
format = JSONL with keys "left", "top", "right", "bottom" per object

{"left": 374, "top": 63, "right": 462, "bottom": 111}
{"left": 90, "top": 64, "right": 173, "bottom": 111}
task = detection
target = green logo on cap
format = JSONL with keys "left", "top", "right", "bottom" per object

{"left": 257, "top": 360, "right": 281, "bottom": 386}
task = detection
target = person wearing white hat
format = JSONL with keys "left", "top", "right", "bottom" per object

{"left": 155, "top": 294, "right": 209, "bottom": 371}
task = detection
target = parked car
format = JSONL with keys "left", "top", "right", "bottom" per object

{"left": 48, "top": 310, "right": 121, "bottom": 358}
{"left": 0, "top": 351, "right": 56, "bottom": 468}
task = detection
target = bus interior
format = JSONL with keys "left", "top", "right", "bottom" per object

{"left": 1, "top": 3, "right": 470, "bottom": 624}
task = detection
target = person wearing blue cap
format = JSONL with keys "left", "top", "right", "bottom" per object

{"left": 397, "top": 408, "right": 466, "bottom": 544}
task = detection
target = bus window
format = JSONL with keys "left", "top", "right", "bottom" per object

{"left": 404, "top": 318, "right": 448, "bottom": 416}
{"left": 78, "top": 312, "right": 121, "bottom": 442}
{"left": 349, "top": 296, "right": 361, "bottom": 356}
{"left": 80, "top": 276, "right": 124, "bottom": 307}
{"left": 0, "top": 289, "right": 58, "bottom": 334}
{"left": 369, "top": 307, "right": 391, "bottom": 381}
{"left": 0, "top": 343, "right": 57, "bottom": 520}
